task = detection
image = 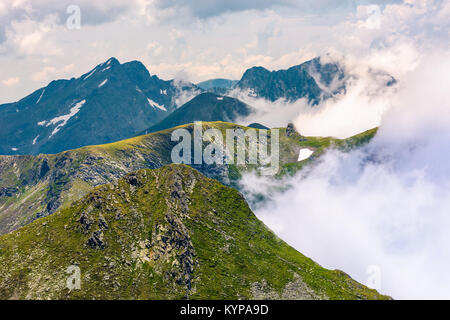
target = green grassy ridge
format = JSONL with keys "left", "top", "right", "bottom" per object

{"left": 277, "top": 128, "right": 378, "bottom": 177}
{"left": 0, "top": 122, "right": 378, "bottom": 235}
{"left": 0, "top": 164, "right": 389, "bottom": 300}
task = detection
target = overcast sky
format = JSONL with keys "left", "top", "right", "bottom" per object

{"left": 0, "top": 0, "right": 404, "bottom": 103}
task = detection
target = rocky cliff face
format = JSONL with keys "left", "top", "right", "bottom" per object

{"left": 0, "top": 164, "right": 389, "bottom": 300}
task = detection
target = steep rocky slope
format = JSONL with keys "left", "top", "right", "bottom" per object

{"left": 0, "top": 164, "right": 389, "bottom": 300}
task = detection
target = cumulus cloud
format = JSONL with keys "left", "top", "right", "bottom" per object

{"left": 1, "top": 77, "right": 20, "bottom": 86}
{"left": 231, "top": 92, "right": 309, "bottom": 129}
{"left": 0, "top": 0, "right": 135, "bottom": 55}
{"left": 0, "top": 0, "right": 132, "bottom": 28}
{"left": 31, "top": 64, "right": 74, "bottom": 82}
{"left": 139, "top": 0, "right": 294, "bottom": 23}
{"left": 0, "top": 0, "right": 406, "bottom": 103}
{"left": 141, "top": 0, "right": 401, "bottom": 22}
{"left": 2, "top": 14, "right": 63, "bottom": 56}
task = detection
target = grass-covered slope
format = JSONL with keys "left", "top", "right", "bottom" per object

{"left": 277, "top": 127, "right": 378, "bottom": 176}
{"left": 0, "top": 164, "right": 389, "bottom": 300}
{"left": 0, "top": 122, "right": 377, "bottom": 235}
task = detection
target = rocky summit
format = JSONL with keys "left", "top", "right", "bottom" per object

{"left": 0, "top": 164, "right": 389, "bottom": 300}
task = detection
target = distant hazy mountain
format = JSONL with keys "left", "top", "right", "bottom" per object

{"left": 197, "top": 78, "right": 238, "bottom": 94}
{"left": 235, "top": 57, "right": 346, "bottom": 104}
{"left": 141, "top": 92, "right": 252, "bottom": 134}
{"left": 248, "top": 123, "right": 270, "bottom": 130}
{"left": 0, "top": 57, "right": 200, "bottom": 155}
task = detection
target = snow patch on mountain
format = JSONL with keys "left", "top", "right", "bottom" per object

{"left": 36, "top": 89, "right": 45, "bottom": 104}
{"left": 98, "top": 79, "right": 108, "bottom": 88}
{"left": 45, "top": 100, "right": 86, "bottom": 138}
{"left": 83, "top": 68, "right": 97, "bottom": 80}
{"left": 297, "top": 148, "right": 314, "bottom": 162}
{"left": 147, "top": 98, "right": 167, "bottom": 111}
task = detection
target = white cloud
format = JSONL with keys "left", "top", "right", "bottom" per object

{"left": 1, "top": 77, "right": 20, "bottom": 86}
{"left": 0, "top": 3, "right": 6, "bottom": 15}
{"left": 3, "top": 14, "right": 63, "bottom": 56}
{"left": 32, "top": 64, "right": 74, "bottom": 82}
{"left": 32, "top": 66, "right": 56, "bottom": 81}
{"left": 139, "top": 0, "right": 401, "bottom": 22}
{"left": 0, "top": 0, "right": 133, "bottom": 27}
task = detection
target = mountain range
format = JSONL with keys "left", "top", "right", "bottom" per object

{"left": 235, "top": 57, "right": 346, "bottom": 104}
{"left": 0, "top": 57, "right": 200, "bottom": 155}
{"left": 0, "top": 57, "right": 349, "bottom": 156}
{"left": 0, "top": 56, "right": 389, "bottom": 300}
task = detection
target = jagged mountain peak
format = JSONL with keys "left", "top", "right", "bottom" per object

{"left": 236, "top": 57, "right": 345, "bottom": 104}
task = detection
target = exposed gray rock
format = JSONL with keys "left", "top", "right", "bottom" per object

{"left": 251, "top": 274, "right": 321, "bottom": 300}
{"left": 87, "top": 230, "right": 105, "bottom": 250}
{"left": 286, "top": 123, "right": 296, "bottom": 137}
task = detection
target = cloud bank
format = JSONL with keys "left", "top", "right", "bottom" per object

{"left": 236, "top": 0, "right": 450, "bottom": 299}
{"left": 240, "top": 51, "right": 450, "bottom": 299}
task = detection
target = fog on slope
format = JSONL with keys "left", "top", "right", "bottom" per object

{"left": 231, "top": 55, "right": 397, "bottom": 138}
{"left": 239, "top": 53, "right": 450, "bottom": 299}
